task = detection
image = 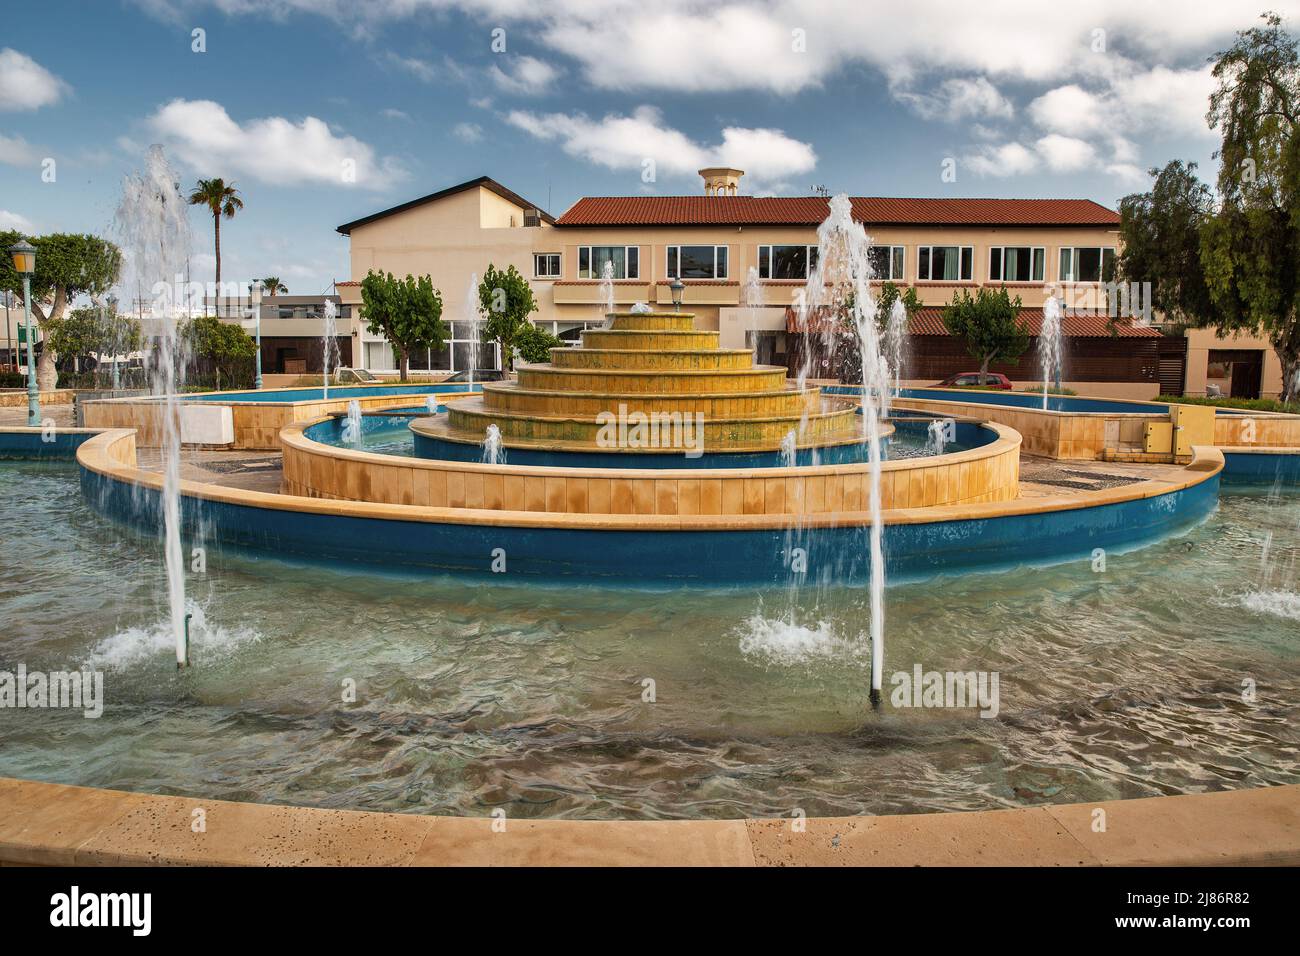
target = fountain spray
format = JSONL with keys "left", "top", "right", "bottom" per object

{"left": 800, "top": 194, "right": 891, "bottom": 706}
{"left": 465, "top": 273, "right": 480, "bottom": 385}
{"left": 321, "top": 298, "right": 338, "bottom": 401}
{"left": 1040, "top": 294, "right": 1064, "bottom": 410}
{"left": 114, "top": 145, "right": 194, "bottom": 668}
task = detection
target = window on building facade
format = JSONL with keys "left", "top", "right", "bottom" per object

{"left": 867, "top": 246, "right": 906, "bottom": 281}
{"left": 1059, "top": 247, "right": 1116, "bottom": 283}
{"left": 758, "top": 244, "right": 819, "bottom": 279}
{"left": 667, "top": 245, "right": 729, "bottom": 280}
{"left": 989, "top": 246, "right": 1045, "bottom": 282}
{"left": 918, "top": 246, "right": 974, "bottom": 281}
{"left": 533, "top": 253, "right": 561, "bottom": 278}
{"left": 578, "top": 246, "right": 639, "bottom": 279}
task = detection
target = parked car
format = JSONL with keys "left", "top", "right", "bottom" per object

{"left": 934, "top": 372, "right": 1013, "bottom": 390}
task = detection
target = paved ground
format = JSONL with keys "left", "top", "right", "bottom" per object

{"left": 126, "top": 447, "right": 1190, "bottom": 505}
{"left": 1017, "top": 454, "right": 1185, "bottom": 498}
{"left": 0, "top": 403, "right": 77, "bottom": 428}
{"left": 137, "top": 448, "right": 284, "bottom": 494}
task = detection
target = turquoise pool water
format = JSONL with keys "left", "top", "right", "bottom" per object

{"left": 182, "top": 383, "right": 481, "bottom": 403}
{"left": 1, "top": 461, "right": 1296, "bottom": 819}
{"left": 306, "top": 413, "right": 982, "bottom": 467}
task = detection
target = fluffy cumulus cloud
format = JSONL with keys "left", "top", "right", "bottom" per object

{"left": 0, "top": 209, "right": 35, "bottom": 232}
{"left": 0, "top": 133, "right": 40, "bottom": 167}
{"left": 146, "top": 98, "right": 406, "bottom": 189}
{"left": 0, "top": 49, "right": 69, "bottom": 111}
{"left": 452, "top": 121, "right": 484, "bottom": 142}
{"left": 489, "top": 55, "right": 560, "bottom": 95}
{"left": 505, "top": 105, "right": 816, "bottom": 187}
{"left": 130, "top": 0, "right": 1300, "bottom": 186}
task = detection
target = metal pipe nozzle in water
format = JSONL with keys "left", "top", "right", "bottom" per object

{"left": 178, "top": 611, "right": 193, "bottom": 670}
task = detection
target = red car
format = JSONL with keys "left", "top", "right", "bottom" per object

{"left": 934, "top": 372, "right": 1013, "bottom": 390}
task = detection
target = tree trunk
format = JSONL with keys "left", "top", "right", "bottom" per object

{"left": 400, "top": 352, "right": 409, "bottom": 382}
{"left": 31, "top": 289, "right": 65, "bottom": 393}
{"left": 213, "top": 214, "right": 221, "bottom": 289}
{"left": 1278, "top": 346, "right": 1299, "bottom": 405}
{"left": 980, "top": 354, "right": 991, "bottom": 376}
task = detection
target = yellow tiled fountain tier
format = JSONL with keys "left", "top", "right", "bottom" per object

{"left": 580, "top": 329, "right": 721, "bottom": 350}
{"left": 479, "top": 384, "right": 823, "bottom": 417}
{"left": 435, "top": 397, "right": 863, "bottom": 449}
{"left": 549, "top": 348, "right": 755, "bottom": 371}
{"left": 421, "top": 311, "right": 866, "bottom": 453}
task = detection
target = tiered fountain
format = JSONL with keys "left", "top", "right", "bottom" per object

{"left": 411, "top": 310, "right": 866, "bottom": 463}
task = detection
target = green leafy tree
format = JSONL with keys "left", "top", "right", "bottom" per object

{"left": 1116, "top": 161, "right": 1217, "bottom": 329}
{"left": 1199, "top": 12, "right": 1300, "bottom": 402}
{"left": 187, "top": 178, "right": 243, "bottom": 287}
{"left": 477, "top": 263, "right": 538, "bottom": 370}
{"left": 941, "top": 287, "right": 1029, "bottom": 375}
{"left": 259, "top": 277, "right": 287, "bottom": 296}
{"left": 515, "top": 323, "right": 566, "bottom": 364}
{"left": 181, "top": 315, "right": 257, "bottom": 390}
{"left": 359, "top": 270, "right": 447, "bottom": 381}
{"left": 874, "top": 281, "right": 922, "bottom": 330}
{"left": 0, "top": 230, "right": 122, "bottom": 391}
{"left": 46, "top": 305, "right": 142, "bottom": 382}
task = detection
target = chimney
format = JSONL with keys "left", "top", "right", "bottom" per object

{"left": 698, "top": 167, "right": 744, "bottom": 196}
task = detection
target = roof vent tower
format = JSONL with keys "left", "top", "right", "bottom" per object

{"left": 698, "top": 167, "right": 744, "bottom": 196}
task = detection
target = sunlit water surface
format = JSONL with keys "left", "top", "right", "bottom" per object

{"left": 0, "top": 461, "right": 1296, "bottom": 820}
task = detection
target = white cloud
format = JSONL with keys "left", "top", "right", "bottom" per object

{"left": 452, "top": 122, "right": 483, "bottom": 143}
{"left": 381, "top": 107, "right": 410, "bottom": 121}
{"left": 0, "top": 209, "right": 35, "bottom": 232}
{"left": 1035, "top": 133, "right": 1098, "bottom": 172}
{"left": 489, "top": 55, "right": 559, "bottom": 95}
{"left": 385, "top": 52, "right": 438, "bottom": 83}
{"left": 0, "top": 133, "right": 40, "bottom": 167}
{"left": 146, "top": 98, "right": 406, "bottom": 189}
{"left": 897, "top": 77, "right": 1014, "bottom": 121}
{"left": 0, "top": 49, "right": 69, "bottom": 111}
{"left": 505, "top": 105, "right": 816, "bottom": 186}
{"left": 964, "top": 142, "right": 1039, "bottom": 178}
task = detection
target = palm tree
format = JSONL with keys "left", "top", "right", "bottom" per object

{"left": 260, "top": 277, "right": 287, "bottom": 296}
{"left": 187, "top": 178, "right": 243, "bottom": 287}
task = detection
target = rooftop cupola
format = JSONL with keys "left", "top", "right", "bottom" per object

{"left": 698, "top": 167, "right": 744, "bottom": 196}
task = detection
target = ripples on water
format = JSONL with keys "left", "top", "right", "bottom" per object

{"left": 0, "top": 461, "right": 1296, "bottom": 819}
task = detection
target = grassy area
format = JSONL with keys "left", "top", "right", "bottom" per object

{"left": 1016, "top": 386, "right": 1078, "bottom": 396}
{"left": 1156, "top": 394, "right": 1300, "bottom": 414}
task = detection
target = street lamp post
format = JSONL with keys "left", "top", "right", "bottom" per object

{"left": 251, "top": 284, "right": 263, "bottom": 390}
{"left": 9, "top": 240, "right": 39, "bottom": 427}
{"left": 670, "top": 279, "right": 685, "bottom": 313}
{"left": 107, "top": 293, "right": 120, "bottom": 391}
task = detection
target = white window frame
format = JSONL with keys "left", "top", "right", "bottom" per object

{"left": 757, "top": 244, "right": 819, "bottom": 280}
{"left": 917, "top": 245, "right": 974, "bottom": 282}
{"left": 868, "top": 245, "right": 906, "bottom": 281}
{"left": 989, "top": 246, "right": 1046, "bottom": 283}
{"left": 1058, "top": 246, "right": 1117, "bottom": 283}
{"left": 533, "top": 253, "right": 561, "bottom": 279}
{"left": 667, "top": 244, "right": 729, "bottom": 280}
{"left": 578, "top": 246, "right": 639, "bottom": 280}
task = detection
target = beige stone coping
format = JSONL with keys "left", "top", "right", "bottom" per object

{"left": 289, "top": 416, "right": 1017, "bottom": 514}
{"left": 0, "top": 388, "right": 75, "bottom": 407}
{"left": 76, "top": 427, "right": 1221, "bottom": 532}
{"left": 1, "top": 776, "right": 1294, "bottom": 866}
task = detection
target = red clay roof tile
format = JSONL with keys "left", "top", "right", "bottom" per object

{"left": 556, "top": 196, "right": 1119, "bottom": 227}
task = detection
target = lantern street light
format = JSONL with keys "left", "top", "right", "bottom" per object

{"left": 106, "top": 293, "right": 120, "bottom": 390}
{"left": 670, "top": 278, "right": 685, "bottom": 313}
{"left": 8, "top": 240, "right": 39, "bottom": 426}
{"left": 251, "top": 283, "right": 263, "bottom": 390}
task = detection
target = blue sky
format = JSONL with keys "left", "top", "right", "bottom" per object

{"left": 2, "top": 1, "right": 1294, "bottom": 294}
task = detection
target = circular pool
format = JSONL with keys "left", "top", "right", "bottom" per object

{"left": 2, "top": 457, "right": 1297, "bottom": 819}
